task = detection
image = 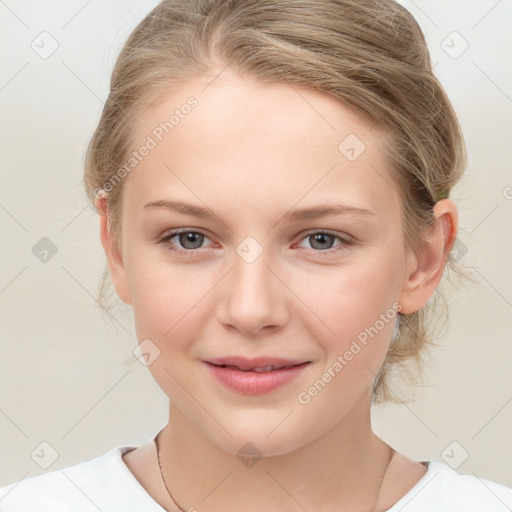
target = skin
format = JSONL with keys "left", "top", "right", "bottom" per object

{"left": 96, "top": 68, "right": 457, "bottom": 512}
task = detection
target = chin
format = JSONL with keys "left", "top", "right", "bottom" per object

{"left": 221, "top": 433, "right": 302, "bottom": 459}
{"left": 200, "top": 415, "right": 312, "bottom": 459}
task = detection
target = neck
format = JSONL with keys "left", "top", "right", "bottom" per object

{"left": 156, "top": 390, "right": 393, "bottom": 512}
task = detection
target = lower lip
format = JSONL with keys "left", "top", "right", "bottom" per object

{"left": 203, "top": 362, "right": 311, "bottom": 395}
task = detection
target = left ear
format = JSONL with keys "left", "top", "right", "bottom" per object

{"left": 398, "top": 199, "right": 458, "bottom": 314}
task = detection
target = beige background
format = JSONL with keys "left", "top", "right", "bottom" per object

{"left": 1, "top": 0, "right": 511, "bottom": 489}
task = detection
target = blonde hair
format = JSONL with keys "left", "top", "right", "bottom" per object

{"left": 83, "top": 0, "right": 472, "bottom": 404}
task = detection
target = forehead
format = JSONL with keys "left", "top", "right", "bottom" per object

{"left": 123, "top": 71, "right": 400, "bottom": 219}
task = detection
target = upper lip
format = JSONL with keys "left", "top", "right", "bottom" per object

{"left": 204, "top": 356, "right": 310, "bottom": 371}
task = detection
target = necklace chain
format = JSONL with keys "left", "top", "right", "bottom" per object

{"left": 155, "top": 430, "right": 395, "bottom": 512}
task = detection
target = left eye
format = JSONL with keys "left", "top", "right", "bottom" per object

{"left": 297, "top": 231, "right": 348, "bottom": 252}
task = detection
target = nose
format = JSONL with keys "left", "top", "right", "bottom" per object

{"left": 217, "top": 248, "right": 289, "bottom": 337}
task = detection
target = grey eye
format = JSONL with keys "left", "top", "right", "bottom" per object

{"left": 307, "top": 232, "right": 337, "bottom": 250}
{"left": 177, "top": 231, "right": 205, "bottom": 249}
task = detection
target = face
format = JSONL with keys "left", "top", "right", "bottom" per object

{"left": 100, "top": 69, "right": 436, "bottom": 457}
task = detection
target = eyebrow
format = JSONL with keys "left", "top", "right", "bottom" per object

{"left": 142, "top": 199, "right": 375, "bottom": 222}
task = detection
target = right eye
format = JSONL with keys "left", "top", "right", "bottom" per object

{"left": 158, "top": 229, "right": 214, "bottom": 254}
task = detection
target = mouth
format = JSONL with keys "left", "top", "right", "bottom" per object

{"left": 204, "top": 356, "right": 311, "bottom": 372}
{"left": 209, "top": 363, "right": 307, "bottom": 372}
{"left": 203, "top": 357, "right": 312, "bottom": 394}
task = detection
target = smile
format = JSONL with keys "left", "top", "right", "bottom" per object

{"left": 203, "top": 359, "right": 311, "bottom": 395}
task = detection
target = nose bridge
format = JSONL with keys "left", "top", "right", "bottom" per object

{"left": 219, "top": 237, "right": 286, "bottom": 335}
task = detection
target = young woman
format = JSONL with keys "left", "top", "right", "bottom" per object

{"left": 1, "top": 0, "right": 511, "bottom": 510}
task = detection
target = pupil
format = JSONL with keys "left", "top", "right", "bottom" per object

{"left": 311, "top": 233, "right": 333, "bottom": 250}
{"left": 180, "top": 232, "right": 203, "bottom": 249}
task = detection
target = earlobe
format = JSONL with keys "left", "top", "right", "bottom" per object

{"left": 398, "top": 199, "right": 458, "bottom": 315}
{"left": 95, "top": 197, "right": 133, "bottom": 305}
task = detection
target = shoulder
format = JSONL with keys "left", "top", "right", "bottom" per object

{"left": 387, "top": 460, "right": 512, "bottom": 512}
{"left": 0, "top": 445, "right": 165, "bottom": 512}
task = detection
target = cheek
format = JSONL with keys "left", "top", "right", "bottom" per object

{"left": 126, "top": 251, "right": 210, "bottom": 344}
{"left": 293, "top": 271, "right": 399, "bottom": 416}
{"left": 289, "top": 258, "right": 400, "bottom": 342}
{"left": 128, "top": 265, "right": 210, "bottom": 400}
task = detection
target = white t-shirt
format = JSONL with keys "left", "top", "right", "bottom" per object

{"left": 1, "top": 441, "right": 511, "bottom": 512}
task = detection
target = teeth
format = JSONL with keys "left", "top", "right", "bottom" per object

{"left": 252, "top": 365, "right": 275, "bottom": 372}
{"left": 220, "top": 364, "right": 288, "bottom": 372}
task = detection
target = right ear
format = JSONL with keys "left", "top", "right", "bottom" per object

{"left": 95, "top": 196, "right": 133, "bottom": 305}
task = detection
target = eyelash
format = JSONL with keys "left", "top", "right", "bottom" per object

{"left": 158, "top": 229, "right": 353, "bottom": 257}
